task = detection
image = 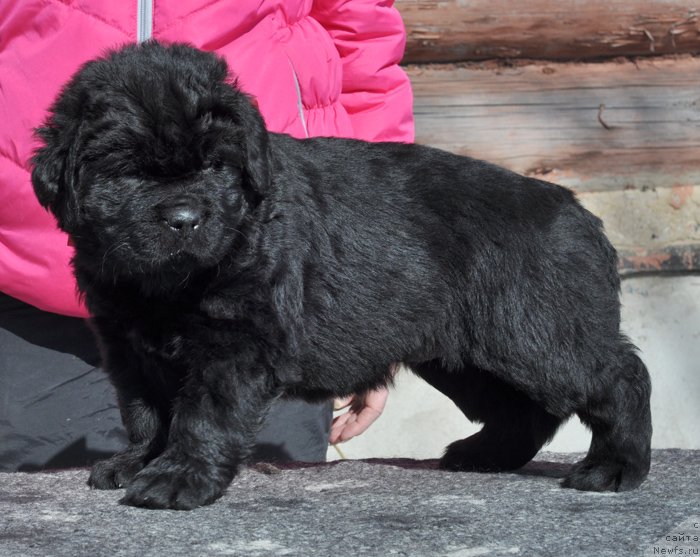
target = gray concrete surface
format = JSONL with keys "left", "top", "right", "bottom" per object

{"left": 1, "top": 450, "right": 698, "bottom": 557}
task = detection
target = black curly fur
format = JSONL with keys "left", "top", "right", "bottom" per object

{"left": 31, "top": 42, "right": 652, "bottom": 509}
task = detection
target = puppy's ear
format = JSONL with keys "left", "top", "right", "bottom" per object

{"left": 235, "top": 93, "right": 272, "bottom": 199}
{"left": 31, "top": 122, "right": 82, "bottom": 232}
{"left": 31, "top": 139, "right": 63, "bottom": 209}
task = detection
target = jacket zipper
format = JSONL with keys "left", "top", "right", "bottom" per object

{"left": 287, "top": 58, "right": 309, "bottom": 139}
{"left": 137, "top": 0, "right": 153, "bottom": 42}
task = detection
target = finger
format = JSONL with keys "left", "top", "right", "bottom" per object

{"left": 329, "top": 411, "right": 355, "bottom": 444}
{"left": 333, "top": 396, "right": 355, "bottom": 411}
{"left": 351, "top": 386, "right": 389, "bottom": 415}
{"left": 334, "top": 387, "right": 389, "bottom": 441}
{"left": 331, "top": 386, "right": 391, "bottom": 442}
{"left": 336, "top": 405, "right": 381, "bottom": 442}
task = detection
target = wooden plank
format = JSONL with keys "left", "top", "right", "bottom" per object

{"left": 398, "top": 0, "right": 700, "bottom": 63}
{"left": 618, "top": 244, "right": 700, "bottom": 274}
{"left": 578, "top": 186, "right": 700, "bottom": 274}
{"left": 409, "top": 56, "right": 700, "bottom": 193}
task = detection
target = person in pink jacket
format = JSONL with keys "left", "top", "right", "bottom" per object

{"left": 0, "top": 0, "right": 414, "bottom": 470}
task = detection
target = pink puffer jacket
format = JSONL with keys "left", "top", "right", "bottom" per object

{"left": 0, "top": 0, "right": 414, "bottom": 317}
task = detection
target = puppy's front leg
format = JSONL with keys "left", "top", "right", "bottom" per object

{"left": 121, "top": 361, "right": 276, "bottom": 510}
{"left": 89, "top": 333, "right": 166, "bottom": 490}
{"left": 88, "top": 388, "right": 165, "bottom": 490}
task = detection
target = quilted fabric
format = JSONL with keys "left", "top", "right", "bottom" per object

{"left": 0, "top": 0, "right": 414, "bottom": 316}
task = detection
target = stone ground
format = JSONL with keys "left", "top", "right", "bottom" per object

{"left": 0, "top": 450, "right": 698, "bottom": 557}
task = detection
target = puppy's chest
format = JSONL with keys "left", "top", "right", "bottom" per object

{"left": 124, "top": 314, "right": 235, "bottom": 364}
{"left": 127, "top": 324, "right": 188, "bottom": 361}
{"left": 121, "top": 300, "right": 275, "bottom": 366}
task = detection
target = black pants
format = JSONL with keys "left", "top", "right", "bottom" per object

{"left": 0, "top": 293, "right": 331, "bottom": 471}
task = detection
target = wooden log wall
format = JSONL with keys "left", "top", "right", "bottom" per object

{"left": 399, "top": 0, "right": 700, "bottom": 63}
{"left": 397, "top": 1, "right": 700, "bottom": 275}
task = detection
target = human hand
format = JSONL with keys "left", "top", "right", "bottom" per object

{"left": 329, "top": 385, "right": 390, "bottom": 444}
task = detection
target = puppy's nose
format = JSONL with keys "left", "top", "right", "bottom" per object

{"left": 161, "top": 204, "right": 202, "bottom": 232}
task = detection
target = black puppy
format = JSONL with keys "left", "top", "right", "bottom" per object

{"left": 31, "top": 42, "right": 651, "bottom": 509}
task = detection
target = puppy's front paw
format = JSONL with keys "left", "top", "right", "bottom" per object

{"left": 120, "top": 454, "right": 231, "bottom": 510}
{"left": 88, "top": 448, "right": 150, "bottom": 490}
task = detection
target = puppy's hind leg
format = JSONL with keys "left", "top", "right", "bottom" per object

{"left": 414, "top": 360, "right": 562, "bottom": 472}
{"left": 563, "top": 345, "right": 652, "bottom": 492}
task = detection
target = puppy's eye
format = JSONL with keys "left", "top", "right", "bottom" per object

{"left": 204, "top": 157, "right": 227, "bottom": 172}
{"left": 227, "top": 170, "right": 243, "bottom": 189}
{"left": 199, "top": 112, "right": 213, "bottom": 127}
{"left": 212, "top": 161, "right": 240, "bottom": 178}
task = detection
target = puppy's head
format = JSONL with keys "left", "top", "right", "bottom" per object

{"left": 32, "top": 41, "right": 270, "bottom": 281}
